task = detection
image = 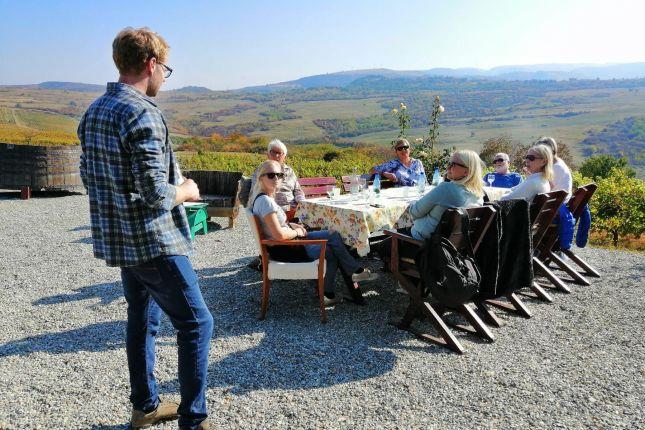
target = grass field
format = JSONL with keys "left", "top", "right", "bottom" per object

{"left": 0, "top": 81, "right": 643, "bottom": 168}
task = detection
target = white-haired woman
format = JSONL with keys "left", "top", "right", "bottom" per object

{"left": 408, "top": 149, "right": 485, "bottom": 240}
{"left": 535, "top": 136, "right": 572, "bottom": 199}
{"left": 500, "top": 144, "right": 553, "bottom": 202}
{"left": 249, "top": 160, "right": 377, "bottom": 305}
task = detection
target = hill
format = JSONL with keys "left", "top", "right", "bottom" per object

{"left": 1, "top": 71, "right": 644, "bottom": 173}
{"left": 239, "top": 62, "right": 645, "bottom": 92}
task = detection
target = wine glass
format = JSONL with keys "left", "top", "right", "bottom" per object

{"left": 486, "top": 173, "right": 495, "bottom": 187}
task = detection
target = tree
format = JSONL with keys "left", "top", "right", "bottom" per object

{"left": 579, "top": 154, "right": 636, "bottom": 180}
{"left": 591, "top": 168, "right": 645, "bottom": 247}
{"left": 478, "top": 135, "right": 528, "bottom": 172}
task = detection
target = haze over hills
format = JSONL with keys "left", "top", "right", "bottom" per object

{"left": 239, "top": 62, "right": 645, "bottom": 92}
{"left": 2, "top": 62, "right": 645, "bottom": 93}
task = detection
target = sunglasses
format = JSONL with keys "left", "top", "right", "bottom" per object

{"left": 524, "top": 155, "right": 543, "bottom": 161}
{"left": 493, "top": 158, "right": 506, "bottom": 163}
{"left": 262, "top": 172, "right": 285, "bottom": 180}
{"left": 448, "top": 161, "right": 467, "bottom": 169}
{"left": 395, "top": 145, "right": 410, "bottom": 151}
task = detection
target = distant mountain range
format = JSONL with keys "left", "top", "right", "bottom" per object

{"left": 2, "top": 62, "right": 644, "bottom": 93}
{"left": 240, "top": 62, "right": 645, "bottom": 92}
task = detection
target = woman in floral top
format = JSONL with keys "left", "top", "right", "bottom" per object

{"left": 370, "top": 138, "right": 426, "bottom": 186}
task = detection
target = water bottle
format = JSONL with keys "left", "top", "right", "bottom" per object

{"left": 350, "top": 168, "right": 360, "bottom": 195}
{"left": 431, "top": 168, "right": 440, "bottom": 186}
{"left": 417, "top": 172, "right": 426, "bottom": 194}
{"left": 373, "top": 174, "right": 381, "bottom": 196}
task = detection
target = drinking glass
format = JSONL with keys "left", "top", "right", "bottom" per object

{"left": 487, "top": 173, "right": 495, "bottom": 187}
{"left": 333, "top": 186, "right": 341, "bottom": 199}
{"left": 327, "top": 185, "right": 334, "bottom": 200}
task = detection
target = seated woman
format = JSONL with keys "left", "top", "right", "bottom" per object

{"left": 370, "top": 138, "right": 426, "bottom": 186}
{"left": 376, "top": 150, "right": 484, "bottom": 267}
{"left": 500, "top": 144, "right": 553, "bottom": 202}
{"left": 249, "top": 160, "right": 378, "bottom": 305}
{"left": 409, "top": 149, "right": 485, "bottom": 240}
{"left": 536, "top": 136, "right": 572, "bottom": 200}
{"left": 483, "top": 152, "right": 522, "bottom": 188}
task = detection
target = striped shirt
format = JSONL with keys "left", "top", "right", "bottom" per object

{"left": 78, "top": 82, "right": 192, "bottom": 267}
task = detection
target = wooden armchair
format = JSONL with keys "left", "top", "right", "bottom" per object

{"left": 245, "top": 209, "right": 329, "bottom": 323}
{"left": 298, "top": 177, "right": 337, "bottom": 198}
{"left": 385, "top": 206, "right": 497, "bottom": 354}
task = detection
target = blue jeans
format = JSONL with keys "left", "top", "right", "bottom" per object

{"left": 121, "top": 255, "right": 213, "bottom": 430}
{"left": 303, "top": 230, "right": 360, "bottom": 293}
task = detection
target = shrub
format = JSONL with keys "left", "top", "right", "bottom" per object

{"left": 579, "top": 154, "right": 636, "bottom": 180}
{"left": 591, "top": 168, "right": 645, "bottom": 247}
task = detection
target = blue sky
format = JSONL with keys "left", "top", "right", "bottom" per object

{"left": 1, "top": 0, "right": 643, "bottom": 90}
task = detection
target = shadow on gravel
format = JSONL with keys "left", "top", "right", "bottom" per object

{"left": 155, "top": 258, "right": 418, "bottom": 395}
{"left": 0, "top": 321, "right": 125, "bottom": 357}
{"left": 33, "top": 282, "right": 122, "bottom": 307}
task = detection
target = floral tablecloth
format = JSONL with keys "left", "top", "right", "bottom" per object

{"left": 295, "top": 186, "right": 509, "bottom": 256}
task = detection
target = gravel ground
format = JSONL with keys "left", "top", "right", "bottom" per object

{"left": 0, "top": 191, "right": 643, "bottom": 430}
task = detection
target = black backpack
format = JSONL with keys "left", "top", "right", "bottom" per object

{"left": 414, "top": 209, "right": 481, "bottom": 307}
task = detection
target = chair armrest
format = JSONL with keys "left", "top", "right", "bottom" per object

{"left": 262, "top": 239, "right": 328, "bottom": 246}
{"left": 261, "top": 239, "right": 328, "bottom": 264}
{"left": 384, "top": 229, "right": 423, "bottom": 246}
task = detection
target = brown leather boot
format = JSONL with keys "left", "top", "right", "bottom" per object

{"left": 130, "top": 400, "right": 179, "bottom": 429}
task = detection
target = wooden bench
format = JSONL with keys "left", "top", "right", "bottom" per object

{"left": 184, "top": 170, "right": 244, "bottom": 228}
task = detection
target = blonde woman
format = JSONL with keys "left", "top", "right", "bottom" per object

{"left": 248, "top": 160, "right": 377, "bottom": 305}
{"left": 500, "top": 144, "right": 553, "bottom": 202}
{"left": 408, "top": 149, "right": 485, "bottom": 240}
{"left": 536, "top": 136, "right": 572, "bottom": 199}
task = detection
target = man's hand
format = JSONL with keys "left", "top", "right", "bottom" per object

{"left": 175, "top": 179, "right": 201, "bottom": 205}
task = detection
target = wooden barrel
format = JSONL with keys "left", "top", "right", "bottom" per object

{"left": 0, "top": 142, "right": 84, "bottom": 191}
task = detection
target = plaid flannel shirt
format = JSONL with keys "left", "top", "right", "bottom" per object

{"left": 78, "top": 82, "right": 192, "bottom": 267}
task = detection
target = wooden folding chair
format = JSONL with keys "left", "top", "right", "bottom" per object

{"left": 539, "top": 183, "right": 600, "bottom": 281}
{"left": 385, "top": 206, "right": 497, "bottom": 354}
{"left": 529, "top": 190, "right": 570, "bottom": 299}
{"left": 298, "top": 177, "right": 337, "bottom": 198}
{"left": 245, "top": 209, "right": 329, "bottom": 323}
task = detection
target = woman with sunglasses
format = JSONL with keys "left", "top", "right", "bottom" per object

{"left": 535, "top": 136, "right": 572, "bottom": 200}
{"left": 407, "top": 149, "right": 485, "bottom": 240}
{"left": 500, "top": 145, "right": 553, "bottom": 202}
{"left": 370, "top": 138, "right": 425, "bottom": 186}
{"left": 483, "top": 152, "right": 522, "bottom": 188}
{"left": 248, "top": 161, "right": 378, "bottom": 305}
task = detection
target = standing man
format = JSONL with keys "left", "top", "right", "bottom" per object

{"left": 78, "top": 28, "right": 212, "bottom": 430}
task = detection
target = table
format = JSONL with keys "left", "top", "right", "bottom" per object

{"left": 295, "top": 186, "right": 509, "bottom": 256}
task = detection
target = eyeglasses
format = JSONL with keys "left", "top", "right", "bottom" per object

{"left": 524, "top": 155, "right": 543, "bottom": 161}
{"left": 493, "top": 158, "right": 506, "bottom": 163}
{"left": 261, "top": 172, "right": 285, "bottom": 180}
{"left": 395, "top": 146, "right": 410, "bottom": 151}
{"left": 448, "top": 161, "right": 467, "bottom": 169}
{"left": 269, "top": 150, "right": 285, "bottom": 157}
{"left": 158, "top": 62, "right": 173, "bottom": 78}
